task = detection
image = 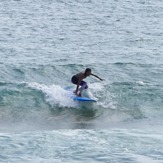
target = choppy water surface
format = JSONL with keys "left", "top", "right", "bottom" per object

{"left": 0, "top": 0, "right": 163, "bottom": 162}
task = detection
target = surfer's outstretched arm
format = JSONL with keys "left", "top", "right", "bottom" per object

{"left": 91, "top": 73, "right": 103, "bottom": 81}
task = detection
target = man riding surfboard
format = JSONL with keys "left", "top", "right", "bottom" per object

{"left": 71, "top": 68, "right": 103, "bottom": 97}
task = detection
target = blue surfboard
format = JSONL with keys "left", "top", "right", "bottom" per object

{"left": 73, "top": 96, "right": 97, "bottom": 102}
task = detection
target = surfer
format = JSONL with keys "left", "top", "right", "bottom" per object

{"left": 71, "top": 68, "right": 103, "bottom": 97}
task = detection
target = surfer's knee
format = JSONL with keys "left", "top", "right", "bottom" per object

{"left": 85, "top": 84, "right": 88, "bottom": 89}
{"left": 82, "top": 83, "right": 88, "bottom": 89}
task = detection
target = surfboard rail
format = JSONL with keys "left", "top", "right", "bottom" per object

{"left": 73, "top": 96, "right": 97, "bottom": 102}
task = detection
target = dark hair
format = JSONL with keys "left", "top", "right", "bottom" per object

{"left": 84, "top": 68, "right": 91, "bottom": 76}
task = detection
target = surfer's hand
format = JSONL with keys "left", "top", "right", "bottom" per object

{"left": 73, "top": 90, "right": 78, "bottom": 95}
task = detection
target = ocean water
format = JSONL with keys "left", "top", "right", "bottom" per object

{"left": 0, "top": 0, "right": 163, "bottom": 162}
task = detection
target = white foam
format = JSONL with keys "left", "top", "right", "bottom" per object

{"left": 89, "top": 82, "right": 116, "bottom": 109}
{"left": 26, "top": 82, "right": 115, "bottom": 109}
{"left": 89, "top": 82, "right": 105, "bottom": 91}
{"left": 136, "top": 81, "right": 146, "bottom": 85}
{"left": 27, "top": 82, "right": 77, "bottom": 108}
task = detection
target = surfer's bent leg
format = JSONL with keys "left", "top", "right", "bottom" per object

{"left": 80, "top": 81, "right": 88, "bottom": 89}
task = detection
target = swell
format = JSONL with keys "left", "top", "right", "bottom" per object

{"left": 0, "top": 81, "right": 162, "bottom": 131}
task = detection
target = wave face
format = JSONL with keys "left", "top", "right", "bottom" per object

{"left": 0, "top": 80, "right": 162, "bottom": 131}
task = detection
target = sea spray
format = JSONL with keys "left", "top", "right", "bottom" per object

{"left": 27, "top": 82, "right": 77, "bottom": 108}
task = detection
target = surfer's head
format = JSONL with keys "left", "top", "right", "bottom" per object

{"left": 85, "top": 68, "right": 91, "bottom": 77}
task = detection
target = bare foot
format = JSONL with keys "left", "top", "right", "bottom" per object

{"left": 73, "top": 91, "right": 78, "bottom": 96}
